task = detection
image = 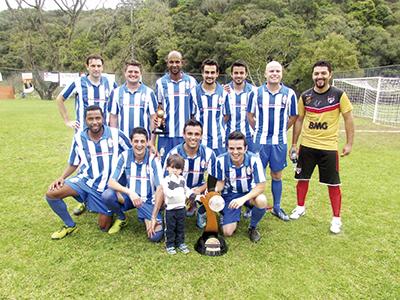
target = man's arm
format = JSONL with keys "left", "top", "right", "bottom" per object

{"left": 148, "top": 186, "right": 164, "bottom": 237}
{"left": 247, "top": 112, "right": 255, "bottom": 130}
{"left": 287, "top": 115, "right": 298, "bottom": 130}
{"left": 108, "top": 178, "right": 141, "bottom": 207}
{"left": 56, "top": 94, "right": 79, "bottom": 129}
{"left": 109, "top": 113, "right": 118, "bottom": 128}
{"left": 228, "top": 182, "right": 266, "bottom": 209}
{"left": 48, "top": 164, "right": 78, "bottom": 191}
{"left": 341, "top": 111, "right": 354, "bottom": 157}
{"left": 291, "top": 114, "right": 304, "bottom": 154}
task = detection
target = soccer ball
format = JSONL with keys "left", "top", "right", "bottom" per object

{"left": 209, "top": 195, "right": 225, "bottom": 212}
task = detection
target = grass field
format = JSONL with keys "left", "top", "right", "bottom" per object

{"left": 0, "top": 98, "right": 399, "bottom": 299}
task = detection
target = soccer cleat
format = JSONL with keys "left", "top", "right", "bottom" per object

{"left": 51, "top": 225, "right": 77, "bottom": 240}
{"left": 330, "top": 217, "right": 342, "bottom": 234}
{"left": 177, "top": 243, "right": 190, "bottom": 254}
{"left": 196, "top": 212, "right": 207, "bottom": 229}
{"left": 289, "top": 205, "right": 306, "bottom": 220}
{"left": 72, "top": 203, "right": 86, "bottom": 216}
{"left": 108, "top": 219, "right": 127, "bottom": 234}
{"left": 243, "top": 207, "right": 252, "bottom": 219}
{"left": 248, "top": 227, "right": 261, "bottom": 243}
{"left": 166, "top": 247, "right": 177, "bottom": 255}
{"left": 271, "top": 208, "right": 290, "bottom": 221}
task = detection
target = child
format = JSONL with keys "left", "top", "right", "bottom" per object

{"left": 161, "top": 154, "right": 196, "bottom": 254}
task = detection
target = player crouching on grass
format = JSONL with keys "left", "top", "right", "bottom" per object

{"left": 101, "top": 127, "right": 164, "bottom": 242}
{"left": 45, "top": 105, "right": 131, "bottom": 240}
{"left": 215, "top": 131, "right": 268, "bottom": 242}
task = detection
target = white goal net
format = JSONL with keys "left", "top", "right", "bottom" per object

{"left": 333, "top": 77, "right": 400, "bottom": 127}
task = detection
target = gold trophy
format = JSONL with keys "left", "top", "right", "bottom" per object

{"left": 153, "top": 103, "right": 167, "bottom": 134}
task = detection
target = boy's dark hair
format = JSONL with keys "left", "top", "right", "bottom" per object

{"left": 312, "top": 60, "right": 332, "bottom": 73}
{"left": 228, "top": 130, "right": 247, "bottom": 147}
{"left": 166, "top": 153, "right": 185, "bottom": 171}
{"left": 130, "top": 127, "right": 148, "bottom": 141}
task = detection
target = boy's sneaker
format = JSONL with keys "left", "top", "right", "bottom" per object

{"left": 72, "top": 203, "right": 86, "bottom": 216}
{"left": 248, "top": 227, "right": 261, "bottom": 243}
{"left": 243, "top": 207, "right": 252, "bottom": 219}
{"left": 330, "top": 217, "right": 342, "bottom": 234}
{"left": 178, "top": 243, "right": 190, "bottom": 254}
{"left": 108, "top": 219, "right": 127, "bottom": 234}
{"left": 289, "top": 205, "right": 306, "bottom": 220}
{"left": 271, "top": 208, "right": 290, "bottom": 221}
{"left": 51, "top": 225, "right": 77, "bottom": 240}
{"left": 166, "top": 247, "right": 176, "bottom": 255}
{"left": 196, "top": 212, "right": 207, "bottom": 229}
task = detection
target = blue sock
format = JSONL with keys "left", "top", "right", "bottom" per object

{"left": 250, "top": 207, "right": 266, "bottom": 228}
{"left": 102, "top": 188, "right": 126, "bottom": 220}
{"left": 271, "top": 179, "right": 282, "bottom": 211}
{"left": 46, "top": 197, "right": 75, "bottom": 227}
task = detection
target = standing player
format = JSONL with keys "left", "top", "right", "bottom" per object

{"left": 247, "top": 61, "right": 298, "bottom": 221}
{"left": 224, "top": 60, "right": 257, "bottom": 152}
{"left": 192, "top": 59, "right": 227, "bottom": 156}
{"left": 215, "top": 131, "right": 268, "bottom": 242}
{"left": 155, "top": 50, "right": 197, "bottom": 163}
{"left": 163, "top": 119, "right": 217, "bottom": 228}
{"left": 101, "top": 127, "right": 164, "bottom": 242}
{"left": 108, "top": 60, "right": 158, "bottom": 148}
{"left": 56, "top": 54, "right": 116, "bottom": 130}
{"left": 289, "top": 60, "right": 354, "bottom": 234}
{"left": 45, "top": 105, "right": 131, "bottom": 240}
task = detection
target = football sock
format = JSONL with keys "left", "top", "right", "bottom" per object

{"left": 296, "top": 180, "right": 309, "bottom": 206}
{"left": 102, "top": 188, "right": 126, "bottom": 220}
{"left": 46, "top": 197, "right": 75, "bottom": 227}
{"left": 271, "top": 179, "right": 282, "bottom": 211}
{"left": 328, "top": 185, "right": 342, "bottom": 217}
{"left": 250, "top": 206, "right": 266, "bottom": 228}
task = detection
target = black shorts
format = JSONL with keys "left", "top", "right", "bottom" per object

{"left": 294, "top": 145, "right": 340, "bottom": 185}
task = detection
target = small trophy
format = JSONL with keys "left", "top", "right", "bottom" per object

{"left": 153, "top": 103, "right": 168, "bottom": 134}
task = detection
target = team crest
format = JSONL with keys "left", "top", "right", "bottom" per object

{"left": 295, "top": 167, "right": 301, "bottom": 174}
{"left": 305, "top": 96, "right": 312, "bottom": 105}
{"left": 201, "top": 159, "right": 206, "bottom": 169}
{"left": 107, "top": 138, "right": 114, "bottom": 148}
{"left": 105, "top": 89, "right": 110, "bottom": 98}
{"left": 147, "top": 165, "right": 151, "bottom": 174}
{"left": 282, "top": 94, "right": 288, "bottom": 105}
{"left": 246, "top": 166, "right": 252, "bottom": 176}
{"left": 159, "top": 147, "right": 165, "bottom": 158}
{"left": 327, "top": 96, "right": 335, "bottom": 104}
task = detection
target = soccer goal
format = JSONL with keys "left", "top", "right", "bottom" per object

{"left": 333, "top": 77, "right": 400, "bottom": 127}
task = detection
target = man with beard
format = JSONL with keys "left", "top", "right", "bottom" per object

{"left": 289, "top": 60, "right": 354, "bottom": 234}
{"left": 45, "top": 106, "right": 131, "bottom": 239}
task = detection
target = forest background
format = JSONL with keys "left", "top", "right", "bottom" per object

{"left": 0, "top": 0, "right": 399, "bottom": 99}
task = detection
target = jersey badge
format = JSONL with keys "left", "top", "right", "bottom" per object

{"left": 246, "top": 166, "right": 252, "bottom": 176}
{"left": 107, "top": 138, "right": 114, "bottom": 149}
{"left": 328, "top": 96, "right": 335, "bottom": 104}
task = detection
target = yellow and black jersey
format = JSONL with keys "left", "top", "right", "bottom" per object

{"left": 298, "top": 86, "right": 352, "bottom": 151}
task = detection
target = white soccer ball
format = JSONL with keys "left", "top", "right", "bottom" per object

{"left": 209, "top": 195, "right": 225, "bottom": 212}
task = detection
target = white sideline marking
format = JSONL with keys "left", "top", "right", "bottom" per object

{"left": 340, "top": 130, "right": 400, "bottom": 133}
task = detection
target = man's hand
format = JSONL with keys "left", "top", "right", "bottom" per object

{"left": 129, "top": 191, "right": 143, "bottom": 208}
{"left": 48, "top": 177, "right": 64, "bottom": 191}
{"left": 228, "top": 196, "right": 246, "bottom": 209}
{"left": 223, "top": 84, "right": 231, "bottom": 93}
{"left": 66, "top": 120, "right": 80, "bottom": 130}
{"left": 289, "top": 144, "right": 298, "bottom": 161}
{"left": 147, "top": 218, "right": 157, "bottom": 237}
{"left": 341, "top": 144, "right": 352, "bottom": 157}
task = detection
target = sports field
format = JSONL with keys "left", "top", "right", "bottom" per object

{"left": 0, "top": 99, "right": 399, "bottom": 299}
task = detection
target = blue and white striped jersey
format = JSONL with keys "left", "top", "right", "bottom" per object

{"left": 111, "top": 149, "right": 162, "bottom": 204}
{"left": 164, "top": 143, "right": 217, "bottom": 189}
{"left": 68, "top": 126, "right": 131, "bottom": 192}
{"left": 155, "top": 73, "right": 197, "bottom": 137}
{"left": 60, "top": 75, "right": 117, "bottom": 126}
{"left": 224, "top": 81, "right": 256, "bottom": 140}
{"left": 247, "top": 83, "right": 298, "bottom": 145}
{"left": 216, "top": 152, "right": 266, "bottom": 195}
{"left": 108, "top": 83, "right": 157, "bottom": 138}
{"left": 192, "top": 83, "right": 227, "bottom": 150}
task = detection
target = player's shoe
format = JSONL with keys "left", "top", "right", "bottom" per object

{"left": 248, "top": 227, "right": 261, "bottom": 243}
{"left": 243, "top": 207, "right": 252, "bottom": 219}
{"left": 177, "top": 243, "right": 190, "bottom": 254}
{"left": 108, "top": 219, "right": 127, "bottom": 234}
{"left": 166, "top": 247, "right": 177, "bottom": 255}
{"left": 196, "top": 212, "right": 207, "bottom": 229}
{"left": 72, "top": 203, "right": 86, "bottom": 216}
{"left": 271, "top": 208, "right": 290, "bottom": 221}
{"left": 289, "top": 205, "right": 306, "bottom": 220}
{"left": 51, "top": 225, "right": 77, "bottom": 240}
{"left": 330, "top": 217, "right": 342, "bottom": 234}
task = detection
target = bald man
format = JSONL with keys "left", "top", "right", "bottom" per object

{"left": 247, "top": 61, "right": 298, "bottom": 221}
{"left": 155, "top": 51, "right": 197, "bottom": 164}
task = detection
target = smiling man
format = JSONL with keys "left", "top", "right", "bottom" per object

{"left": 290, "top": 60, "right": 354, "bottom": 234}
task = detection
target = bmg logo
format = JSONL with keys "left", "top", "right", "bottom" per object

{"left": 309, "top": 121, "right": 328, "bottom": 130}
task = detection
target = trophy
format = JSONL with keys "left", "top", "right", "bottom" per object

{"left": 194, "top": 191, "right": 228, "bottom": 256}
{"left": 153, "top": 102, "right": 168, "bottom": 134}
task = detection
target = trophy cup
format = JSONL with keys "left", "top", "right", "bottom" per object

{"left": 194, "top": 191, "right": 228, "bottom": 256}
{"left": 153, "top": 102, "right": 168, "bottom": 134}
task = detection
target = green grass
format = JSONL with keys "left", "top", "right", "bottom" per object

{"left": 0, "top": 99, "right": 399, "bottom": 299}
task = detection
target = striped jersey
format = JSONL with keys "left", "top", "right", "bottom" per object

{"left": 164, "top": 143, "right": 217, "bottom": 189}
{"left": 216, "top": 152, "right": 266, "bottom": 195}
{"left": 155, "top": 73, "right": 197, "bottom": 137}
{"left": 68, "top": 126, "right": 131, "bottom": 192}
{"left": 60, "top": 75, "right": 117, "bottom": 125}
{"left": 108, "top": 83, "right": 157, "bottom": 138}
{"left": 224, "top": 81, "right": 256, "bottom": 140}
{"left": 192, "top": 83, "right": 227, "bottom": 150}
{"left": 248, "top": 83, "right": 298, "bottom": 145}
{"left": 111, "top": 149, "right": 162, "bottom": 204}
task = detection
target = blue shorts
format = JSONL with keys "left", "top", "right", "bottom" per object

{"left": 221, "top": 193, "right": 252, "bottom": 225}
{"left": 246, "top": 136, "right": 257, "bottom": 153}
{"left": 253, "top": 144, "right": 287, "bottom": 171}
{"left": 65, "top": 177, "right": 112, "bottom": 216}
{"left": 158, "top": 136, "right": 184, "bottom": 164}
{"left": 120, "top": 193, "right": 162, "bottom": 224}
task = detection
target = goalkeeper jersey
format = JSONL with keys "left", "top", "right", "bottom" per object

{"left": 298, "top": 86, "right": 353, "bottom": 151}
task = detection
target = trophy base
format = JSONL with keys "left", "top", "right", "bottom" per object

{"left": 152, "top": 129, "right": 168, "bottom": 135}
{"left": 194, "top": 231, "right": 228, "bottom": 256}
